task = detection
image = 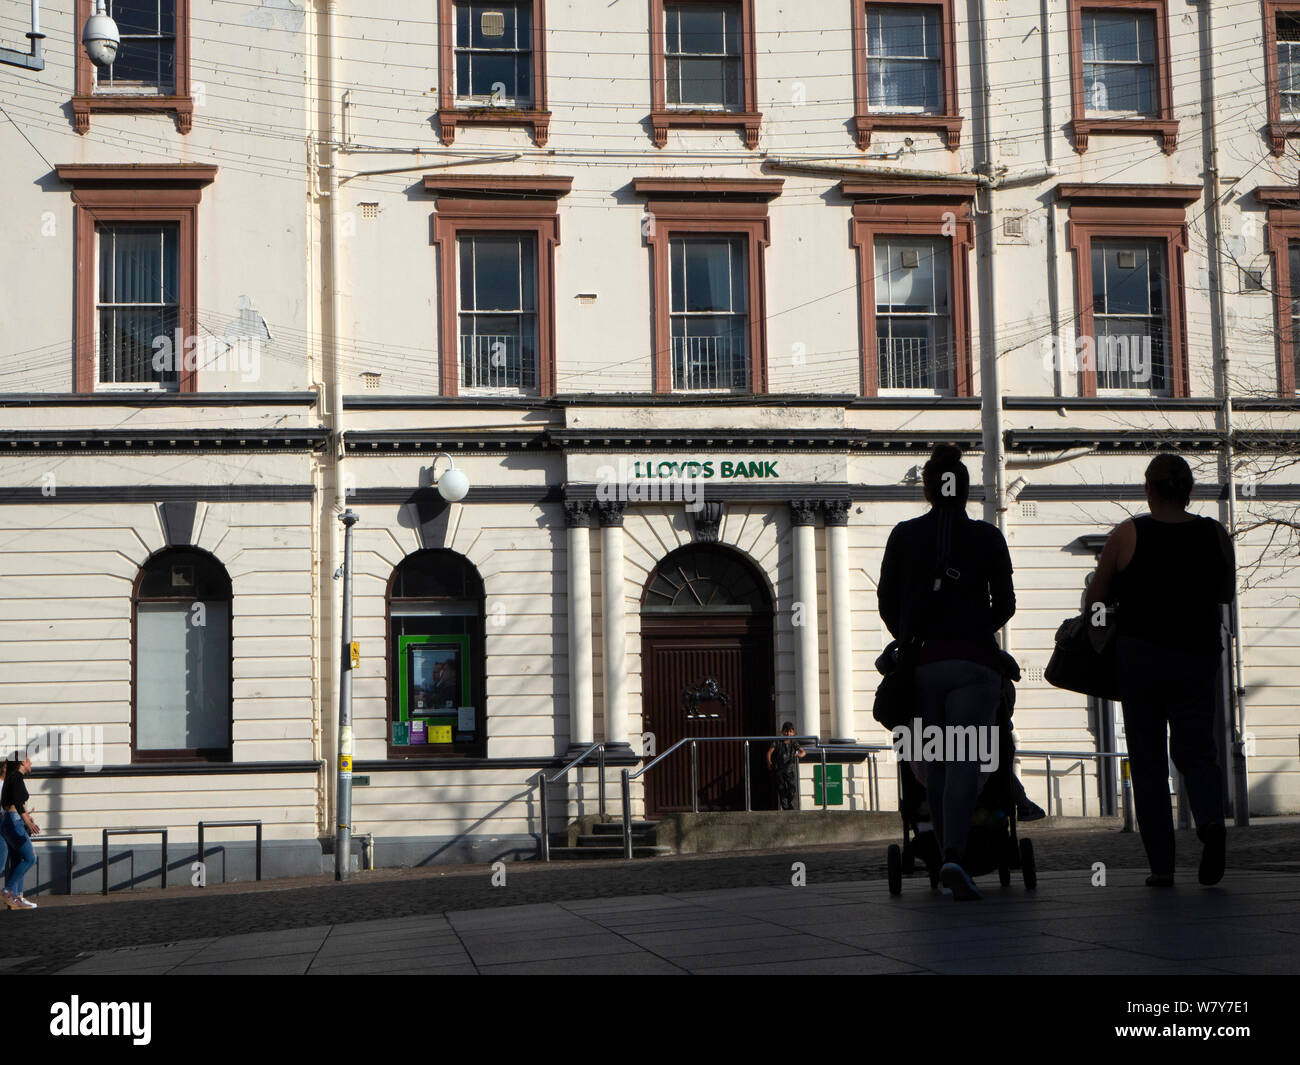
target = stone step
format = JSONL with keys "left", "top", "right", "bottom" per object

{"left": 546, "top": 845, "right": 673, "bottom": 861}
{"left": 589, "top": 821, "right": 661, "bottom": 835}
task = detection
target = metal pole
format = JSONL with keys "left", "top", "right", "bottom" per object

{"left": 743, "top": 740, "right": 751, "bottom": 811}
{"left": 538, "top": 770, "right": 550, "bottom": 862}
{"left": 335, "top": 509, "right": 358, "bottom": 881}
{"left": 1121, "top": 757, "right": 1134, "bottom": 832}
{"left": 598, "top": 745, "right": 606, "bottom": 819}
{"left": 820, "top": 747, "right": 828, "bottom": 811}
{"left": 1045, "top": 755, "right": 1053, "bottom": 815}
{"left": 1080, "top": 761, "right": 1086, "bottom": 818}
{"left": 690, "top": 740, "right": 699, "bottom": 814}
{"left": 621, "top": 769, "right": 632, "bottom": 859}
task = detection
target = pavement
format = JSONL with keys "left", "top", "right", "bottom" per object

{"left": 3, "top": 818, "right": 1298, "bottom": 975}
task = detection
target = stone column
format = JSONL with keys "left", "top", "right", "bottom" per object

{"left": 824, "top": 499, "right": 855, "bottom": 744}
{"left": 597, "top": 500, "right": 631, "bottom": 752}
{"left": 790, "top": 499, "right": 822, "bottom": 740}
{"left": 565, "top": 500, "right": 595, "bottom": 753}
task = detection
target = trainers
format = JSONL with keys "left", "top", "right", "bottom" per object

{"left": 939, "top": 862, "right": 982, "bottom": 901}
{"left": 1198, "top": 823, "right": 1226, "bottom": 886}
{"left": 14, "top": 897, "right": 35, "bottom": 910}
{"left": 0, "top": 891, "right": 20, "bottom": 912}
{"left": 1017, "top": 801, "right": 1047, "bottom": 822}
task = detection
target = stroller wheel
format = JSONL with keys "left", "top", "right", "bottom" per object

{"left": 1020, "top": 837, "right": 1037, "bottom": 890}
{"left": 887, "top": 844, "right": 903, "bottom": 896}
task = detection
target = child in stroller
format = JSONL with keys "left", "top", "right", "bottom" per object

{"left": 886, "top": 698, "right": 1037, "bottom": 896}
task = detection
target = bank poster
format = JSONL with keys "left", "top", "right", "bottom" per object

{"left": 395, "top": 634, "right": 473, "bottom": 745}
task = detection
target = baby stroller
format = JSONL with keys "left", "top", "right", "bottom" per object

{"left": 886, "top": 695, "right": 1036, "bottom": 895}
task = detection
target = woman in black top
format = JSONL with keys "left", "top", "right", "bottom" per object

{"left": 1, "top": 751, "right": 40, "bottom": 909}
{"left": 1086, "top": 454, "right": 1235, "bottom": 887}
{"left": 878, "top": 445, "right": 1016, "bottom": 900}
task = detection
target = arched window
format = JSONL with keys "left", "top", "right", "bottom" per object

{"left": 388, "top": 550, "right": 486, "bottom": 757}
{"left": 133, "top": 547, "right": 232, "bottom": 761}
{"left": 643, "top": 543, "right": 770, "bottom": 613}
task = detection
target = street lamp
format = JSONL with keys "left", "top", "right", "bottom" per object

{"left": 334, "top": 460, "right": 470, "bottom": 881}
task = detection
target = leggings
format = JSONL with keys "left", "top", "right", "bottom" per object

{"left": 913, "top": 658, "right": 1003, "bottom": 863}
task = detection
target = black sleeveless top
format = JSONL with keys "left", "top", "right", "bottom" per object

{"left": 1114, "top": 515, "right": 1231, "bottom": 655}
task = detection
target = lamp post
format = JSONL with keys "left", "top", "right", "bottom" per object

{"left": 333, "top": 456, "right": 469, "bottom": 881}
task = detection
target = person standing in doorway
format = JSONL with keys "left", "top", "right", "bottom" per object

{"left": 1085, "top": 453, "right": 1235, "bottom": 887}
{"left": 767, "top": 723, "right": 805, "bottom": 810}
{"left": 878, "top": 444, "right": 1016, "bottom": 900}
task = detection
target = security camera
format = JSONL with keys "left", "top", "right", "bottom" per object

{"left": 82, "top": 4, "right": 120, "bottom": 69}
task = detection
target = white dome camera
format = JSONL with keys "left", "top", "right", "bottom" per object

{"left": 82, "top": 6, "right": 121, "bottom": 69}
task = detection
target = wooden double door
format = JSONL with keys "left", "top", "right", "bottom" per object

{"left": 641, "top": 615, "right": 775, "bottom": 816}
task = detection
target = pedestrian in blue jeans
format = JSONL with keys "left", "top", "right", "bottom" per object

{"left": 1, "top": 752, "right": 39, "bottom": 910}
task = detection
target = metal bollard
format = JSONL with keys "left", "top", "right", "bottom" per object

{"left": 1121, "top": 757, "right": 1134, "bottom": 833}
{"left": 621, "top": 769, "right": 633, "bottom": 859}
{"left": 538, "top": 771, "right": 550, "bottom": 862}
{"left": 743, "top": 739, "right": 751, "bottom": 812}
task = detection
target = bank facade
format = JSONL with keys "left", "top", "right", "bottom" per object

{"left": 1, "top": 2, "right": 1299, "bottom": 887}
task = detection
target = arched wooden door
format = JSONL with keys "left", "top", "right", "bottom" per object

{"left": 641, "top": 544, "right": 775, "bottom": 816}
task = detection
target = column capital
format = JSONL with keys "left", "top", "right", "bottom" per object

{"left": 564, "top": 500, "right": 595, "bottom": 528}
{"left": 596, "top": 500, "right": 626, "bottom": 527}
{"left": 823, "top": 499, "right": 850, "bottom": 526}
{"left": 789, "top": 498, "right": 822, "bottom": 526}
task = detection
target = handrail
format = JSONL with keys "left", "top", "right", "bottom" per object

{"left": 1014, "top": 748, "right": 1131, "bottom": 826}
{"left": 536, "top": 742, "right": 606, "bottom": 862}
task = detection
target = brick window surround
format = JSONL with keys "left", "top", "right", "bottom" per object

{"left": 1067, "top": 0, "right": 1177, "bottom": 155}
{"left": 649, "top": 0, "right": 762, "bottom": 148}
{"left": 851, "top": 0, "right": 962, "bottom": 151}
{"left": 843, "top": 180, "right": 975, "bottom": 397}
{"left": 73, "top": 0, "right": 193, "bottom": 134}
{"left": 437, "top": 0, "right": 551, "bottom": 145}
{"left": 425, "top": 175, "right": 572, "bottom": 397}
{"left": 1058, "top": 183, "right": 1200, "bottom": 398}
{"left": 632, "top": 178, "right": 781, "bottom": 393}
{"left": 55, "top": 163, "right": 216, "bottom": 394}
{"left": 1263, "top": 2, "right": 1300, "bottom": 155}
{"left": 1256, "top": 186, "right": 1300, "bottom": 394}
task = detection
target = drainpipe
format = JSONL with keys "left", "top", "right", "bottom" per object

{"left": 1040, "top": 0, "right": 1064, "bottom": 398}
{"left": 972, "top": 0, "right": 1008, "bottom": 653}
{"left": 1194, "top": 0, "right": 1249, "bottom": 825}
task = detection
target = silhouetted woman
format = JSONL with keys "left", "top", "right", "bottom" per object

{"left": 1086, "top": 454, "right": 1235, "bottom": 887}
{"left": 878, "top": 445, "right": 1015, "bottom": 900}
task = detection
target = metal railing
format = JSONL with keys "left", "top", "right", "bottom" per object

{"left": 812, "top": 744, "right": 891, "bottom": 812}
{"left": 197, "top": 820, "right": 263, "bottom": 885}
{"left": 671, "top": 332, "right": 749, "bottom": 391}
{"left": 536, "top": 742, "right": 607, "bottom": 862}
{"left": 1015, "top": 749, "right": 1133, "bottom": 830}
{"left": 460, "top": 331, "right": 535, "bottom": 390}
{"left": 32, "top": 834, "right": 74, "bottom": 896}
{"left": 620, "top": 734, "right": 822, "bottom": 859}
{"left": 102, "top": 827, "right": 168, "bottom": 896}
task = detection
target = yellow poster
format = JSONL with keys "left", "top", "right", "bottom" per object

{"left": 430, "top": 725, "right": 453, "bottom": 743}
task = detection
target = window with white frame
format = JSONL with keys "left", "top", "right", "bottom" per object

{"left": 457, "top": 232, "right": 538, "bottom": 392}
{"left": 1089, "top": 239, "right": 1168, "bottom": 393}
{"left": 874, "top": 237, "right": 952, "bottom": 392}
{"left": 95, "top": 0, "right": 177, "bottom": 94}
{"left": 1279, "top": 14, "right": 1300, "bottom": 119}
{"left": 97, "top": 223, "right": 180, "bottom": 389}
{"left": 865, "top": 5, "right": 942, "bottom": 113}
{"left": 664, "top": 2, "right": 743, "bottom": 109}
{"left": 1081, "top": 9, "right": 1157, "bottom": 116}
{"left": 669, "top": 235, "right": 749, "bottom": 391}
{"left": 454, "top": 0, "right": 534, "bottom": 105}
